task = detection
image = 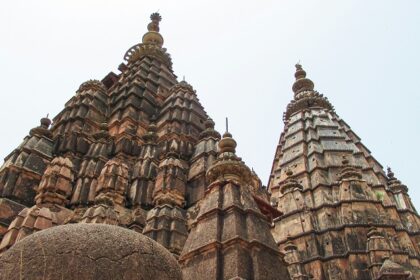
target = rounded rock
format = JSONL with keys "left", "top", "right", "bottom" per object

{"left": 0, "top": 223, "right": 182, "bottom": 280}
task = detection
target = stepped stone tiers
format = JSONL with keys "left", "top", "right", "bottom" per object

{"left": 0, "top": 117, "right": 53, "bottom": 237}
{"left": 0, "top": 12, "right": 287, "bottom": 279}
{"left": 0, "top": 12, "right": 418, "bottom": 280}
{"left": 268, "top": 64, "right": 420, "bottom": 279}
{"left": 0, "top": 156, "right": 73, "bottom": 252}
{"left": 179, "top": 131, "right": 290, "bottom": 279}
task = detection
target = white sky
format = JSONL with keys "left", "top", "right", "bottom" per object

{"left": 0, "top": 0, "right": 419, "bottom": 207}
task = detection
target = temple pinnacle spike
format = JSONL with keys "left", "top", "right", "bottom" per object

{"left": 150, "top": 12, "right": 162, "bottom": 23}
{"left": 142, "top": 12, "right": 164, "bottom": 47}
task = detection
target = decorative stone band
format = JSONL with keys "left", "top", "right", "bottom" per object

{"left": 169, "top": 80, "right": 196, "bottom": 93}
{"left": 279, "top": 178, "right": 304, "bottom": 194}
{"left": 284, "top": 91, "right": 334, "bottom": 122}
{"left": 206, "top": 153, "right": 252, "bottom": 184}
{"left": 179, "top": 235, "right": 284, "bottom": 262}
{"left": 189, "top": 180, "right": 272, "bottom": 226}
{"left": 142, "top": 31, "right": 164, "bottom": 47}
{"left": 275, "top": 222, "right": 420, "bottom": 251}
{"left": 77, "top": 79, "right": 107, "bottom": 94}
{"left": 153, "top": 190, "right": 186, "bottom": 207}
{"left": 339, "top": 164, "right": 364, "bottom": 180}
{"left": 124, "top": 43, "right": 173, "bottom": 69}
{"left": 281, "top": 250, "right": 417, "bottom": 265}
{"left": 274, "top": 198, "right": 419, "bottom": 222}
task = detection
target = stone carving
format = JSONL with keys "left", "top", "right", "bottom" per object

{"left": 0, "top": 12, "right": 418, "bottom": 280}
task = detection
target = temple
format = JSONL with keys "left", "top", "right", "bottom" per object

{"left": 0, "top": 13, "right": 418, "bottom": 280}
{"left": 268, "top": 64, "right": 420, "bottom": 279}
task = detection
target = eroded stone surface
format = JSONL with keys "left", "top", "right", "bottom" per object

{"left": 0, "top": 223, "right": 182, "bottom": 280}
{"left": 0, "top": 12, "right": 418, "bottom": 280}
{"left": 180, "top": 133, "right": 290, "bottom": 280}
{"left": 268, "top": 64, "right": 420, "bottom": 279}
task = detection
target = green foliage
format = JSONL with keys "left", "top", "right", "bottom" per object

{"left": 375, "top": 191, "right": 384, "bottom": 202}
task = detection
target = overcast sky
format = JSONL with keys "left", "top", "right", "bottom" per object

{"left": 0, "top": 0, "right": 419, "bottom": 207}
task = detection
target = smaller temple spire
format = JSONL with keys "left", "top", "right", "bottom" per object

{"left": 206, "top": 128, "right": 252, "bottom": 184}
{"left": 180, "top": 123, "right": 290, "bottom": 280}
{"left": 40, "top": 114, "right": 51, "bottom": 129}
{"left": 199, "top": 118, "right": 221, "bottom": 140}
{"left": 142, "top": 12, "right": 164, "bottom": 47}
{"left": 29, "top": 116, "right": 52, "bottom": 138}
{"left": 387, "top": 167, "right": 408, "bottom": 193}
{"left": 387, "top": 167, "right": 394, "bottom": 178}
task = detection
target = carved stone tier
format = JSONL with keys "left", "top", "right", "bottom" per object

{"left": 269, "top": 65, "right": 420, "bottom": 279}
{"left": 0, "top": 118, "right": 53, "bottom": 206}
{"left": 143, "top": 204, "right": 188, "bottom": 256}
{"left": 180, "top": 133, "right": 290, "bottom": 279}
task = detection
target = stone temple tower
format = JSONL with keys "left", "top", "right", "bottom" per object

{"left": 0, "top": 13, "right": 291, "bottom": 280}
{"left": 268, "top": 64, "right": 420, "bottom": 279}
{"left": 0, "top": 12, "right": 419, "bottom": 280}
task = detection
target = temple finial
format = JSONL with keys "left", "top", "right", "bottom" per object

{"left": 223, "top": 117, "right": 232, "bottom": 138}
{"left": 292, "top": 63, "right": 314, "bottom": 95}
{"left": 218, "top": 117, "right": 235, "bottom": 153}
{"left": 387, "top": 166, "right": 395, "bottom": 179}
{"left": 148, "top": 12, "right": 162, "bottom": 32}
{"left": 40, "top": 114, "right": 51, "bottom": 129}
{"left": 294, "top": 63, "right": 306, "bottom": 79}
{"left": 142, "top": 12, "right": 164, "bottom": 47}
{"left": 295, "top": 60, "right": 302, "bottom": 71}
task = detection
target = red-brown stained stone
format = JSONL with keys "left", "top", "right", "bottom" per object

{"left": 269, "top": 64, "right": 420, "bottom": 279}
{"left": 180, "top": 133, "right": 290, "bottom": 280}
{"left": 0, "top": 13, "right": 419, "bottom": 280}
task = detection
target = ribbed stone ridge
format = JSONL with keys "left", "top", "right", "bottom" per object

{"left": 269, "top": 65, "right": 420, "bottom": 279}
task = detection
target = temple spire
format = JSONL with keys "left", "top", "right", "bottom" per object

{"left": 142, "top": 12, "right": 164, "bottom": 47}
{"left": 387, "top": 167, "right": 408, "bottom": 193}
{"left": 180, "top": 127, "right": 290, "bottom": 280}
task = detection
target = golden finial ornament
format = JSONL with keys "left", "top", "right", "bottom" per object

{"left": 148, "top": 12, "right": 162, "bottom": 32}
{"left": 142, "top": 12, "right": 164, "bottom": 47}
